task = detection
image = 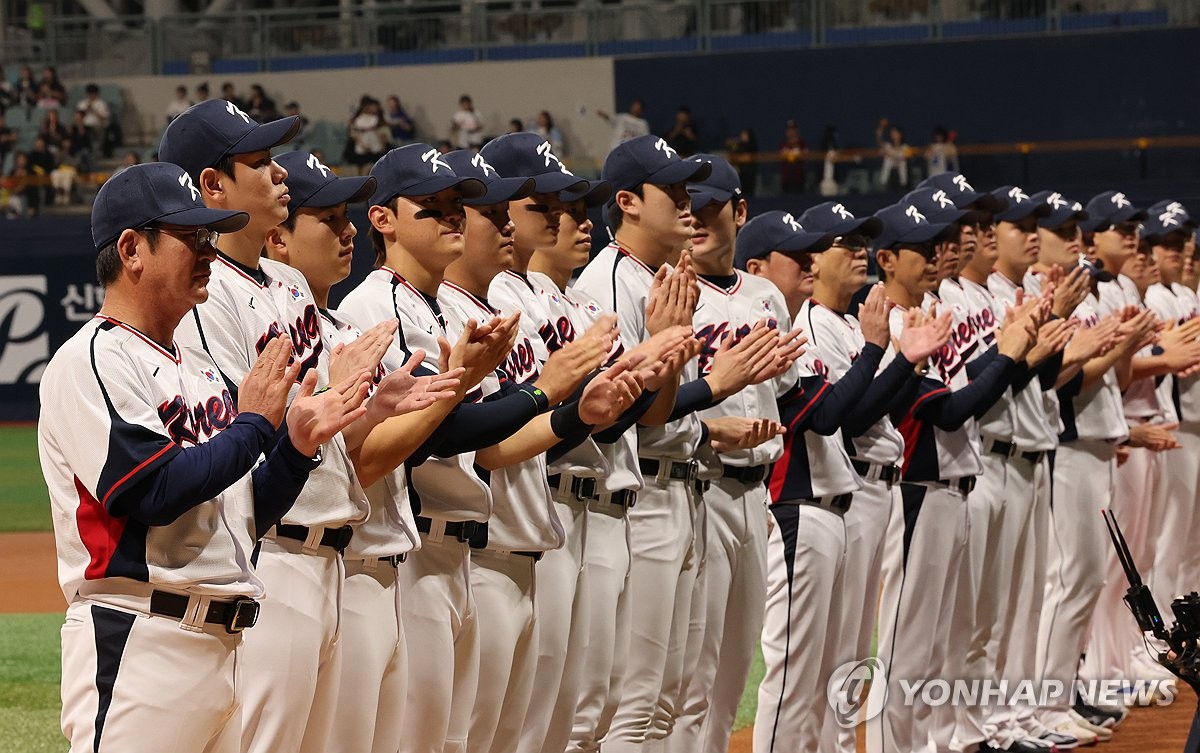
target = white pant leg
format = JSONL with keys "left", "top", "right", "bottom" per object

{"left": 467, "top": 550, "right": 538, "bottom": 753}
{"left": 1036, "top": 441, "right": 1115, "bottom": 721}
{"left": 60, "top": 599, "right": 242, "bottom": 753}
{"left": 330, "top": 560, "right": 405, "bottom": 753}
{"left": 654, "top": 487, "right": 705, "bottom": 743}
{"left": 753, "top": 502, "right": 847, "bottom": 753}
{"left": 1177, "top": 425, "right": 1200, "bottom": 607}
{"left": 605, "top": 479, "right": 695, "bottom": 752}
{"left": 820, "top": 477, "right": 894, "bottom": 753}
{"left": 521, "top": 496, "right": 589, "bottom": 753}
{"left": 238, "top": 538, "right": 343, "bottom": 753}
{"left": 569, "top": 503, "right": 631, "bottom": 753}
{"left": 868, "top": 483, "right": 968, "bottom": 753}
{"left": 1083, "top": 446, "right": 1156, "bottom": 683}
{"left": 1149, "top": 425, "right": 1200, "bottom": 609}
{"left": 398, "top": 533, "right": 477, "bottom": 753}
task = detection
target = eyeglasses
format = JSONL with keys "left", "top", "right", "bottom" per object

{"left": 1048, "top": 223, "right": 1081, "bottom": 241}
{"left": 143, "top": 225, "right": 220, "bottom": 250}
{"left": 831, "top": 234, "right": 870, "bottom": 253}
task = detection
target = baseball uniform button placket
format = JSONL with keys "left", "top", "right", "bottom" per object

{"left": 274, "top": 523, "right": 355, "bottom": 553}
{"left": 985, "top": 438, "right": 1047, "bottom": 465}
{"left": 149, "top": 590, "right": 261, "bottom": 633}
{"left": 850, "top": 458, "right": 902, "bottom": 486}
{"left": 791, "top": 493, "right": 853, "bottom": 514}
{"left": 720, "top": 463, "right": 770, "bottom": 485}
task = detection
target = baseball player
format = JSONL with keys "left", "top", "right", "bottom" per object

{"left": 41, "top": 162, "right": 367, "bottom": 753}
{"left": 869, "top": 194, "right": 1038, "bottom": 753}
{"left": 159, "top": 100, "right": 395, "bottom": 753}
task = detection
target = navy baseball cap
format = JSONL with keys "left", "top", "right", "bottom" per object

{"left": 687, "top": 153, "right": 741, "bottom": 211}
{"left": 91, "top": 162, "right": 249, "bottom": 252}
{"left": 478, "top": 132, "right": 587, "bottom": 195}
{"left": 992, "top": 185, "right": 1052, "bottom": 223}
{"left": 902, "top": 186, "right": 977, "bottom": 226}
{"left": 159, "top": 99, "right": 300, "bottom": 181}
{"left": 368, "top": 143, "right": 486, "bottom": 207}
{"left": 602, "top": 135, "right": 711, "bottom": 198}
{"left": 442, "top": 150, "right": 535, "bottom": 206}
{"left": 562, "top": 179, "right": 612, "bottom": 208}
{"left": 1080, "top": 191, "right": 1147, "bottom": 233}
{"left": 798, "top": 201, "right": 883, "bottom": 239}
{"left": 873, "top": 198, "right": 956, "bottom": 250}
{"left": 1031, "top": 191, "right": 1088, "bottom": 229}
{"left": 1142, "top": 199, "right": 1198, "bottom": 241}
{"left": 734, "top": 211, "right": 833, "bottom": 270}
{"left": 274, "top": 151, "right": 375, "bottom": 217}
{"left": 917, "top": 173, "right": 1007, "bottom": 213}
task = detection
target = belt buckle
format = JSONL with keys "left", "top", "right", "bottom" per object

{"left": 332, "top": 525, "right": 353, "bottom": 552}
{"left": 226, "top": 598, "right": 260, "bottom": 633}
{"left": 685, "top": 460, "right": 699, "bottom": 484}
{"left": 576, "top": 477, "right": 598, "bottom": 500}
{"left": 459, "top": 520, "right": 478, "bottom": 542}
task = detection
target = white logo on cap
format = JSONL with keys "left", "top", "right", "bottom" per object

{"left": 1165, "top": 201, "right": 1186, "bottom": 216}
{"left": 225, "top": 101, "right": 250, "bottom": 124}
{"left": 782, "top": 213, "right": 802, "bottom": 232}
{"left": 906, "top": 206, "right": 927, "bottom": 224}
{"left": 1046, "top": 192, "right": 1067, "bottom": 211}
{"left": 307, "top": 154, "right": 330, "bottom": 178}
{"left": 1111, "top": 192, "right": 1131, "bottom": 208}
{"left": 1008, "top": 187, "right": 1029, "bottom": 204}
{"left": 421, "top": 149, "right": 450, "bottom": 173}
{"left": 952, "top": 175, "right": 974, "bottom": 192}
{"left": 471, "top": 154, "right": 497, "bottom": 178}
{"left": 655, "top": 138, "right": 678, "bottom": 159}
{"left": 932, "top": 190, "right": 954, "bottom": 210}
{"left": 537, "top": 141, "right": 571, "bottom": 174}
{"left": 1072, "top": 202, "right": 1082, "bottom": 211}
{"left": 178, "top": 171, "right": 200, "bottom": 202}
{"left": 1160, "top": 210, "right": 1180, "bottom": 227}
{"left": 832, "top": 203, "right": 853, "bottom": 220}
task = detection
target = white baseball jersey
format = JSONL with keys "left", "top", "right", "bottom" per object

{"left": 924, "top": 282, "right": 993, "bottom": 455}
{"left": 338, "top": 266, "right": 492, "bottom": 522}
{"left": 39, "top": 316, "right": 264, "bottom": 603}
{"left": 175, "top": 254, "right": 367, "bottom": 528}
{"left": 1146, "top": 282, "right": 1200, "bottom": 422}
{"left": 438, "top": 280, "right": 565, "bottom": 552}
{"left": 575, "top": 242, "right": 705, "bottom": 460}
{"left": 798, "top": 298, "right": 903, "bottom": 466}
{"left": 321, "top": 307, "right": 419, "bottom": 560}
{"left": 694, "top": 272, "right": 788, "bottom": 467}
{"left": 1059, "top": 291, "right": 1128, "bottom": 442}
{"left": 1110, "top": 275, "right": 1165, "bottom": 421}
{"left": 488, "top": 270, "right": 609, "bottom": 481}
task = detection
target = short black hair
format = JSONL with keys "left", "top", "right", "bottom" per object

{"left": 98, "top": 227, "right": 160, "bottom": 287}
{"left": 369, "top": 197, "right": 399, "bottom": 268}
{"left": 215, "top": 154, "right": 237, "bottom": 181}
{"left": 607, "top": 185, "right": 644, "bottom": 234}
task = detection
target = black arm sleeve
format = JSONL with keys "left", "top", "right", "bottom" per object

{"left": 797, "top": 343, "right": 886, "bottom": 436}
{"left": 251, "top": 432, "right": 321, "bottom": 538}
{"left": 594, "top": 388, "right": 659, "bottom": 444}
{"left": 111, "top": 413, "right": 274, "bottom": 527}
{"left": 964, "top": 347, "right": 999, "bottom": 380}
{"left": 887, "top": 370, "right": 926, "bottom": 424}
{"left": 842, "top": 352, "right": 918, "bottom": 438}
{"left": 913, "top": 354, "right": 1018, "bottom": 429}
{"left": 666, "top": 379, "right": 717, "bottom": 423}
{"left": 1058, "top": 369, "right": 1086, "bottom": 400}
{"left": 425, "top": 381, "right": 549, "bottom": 457}
{"left": 546, "top": 400, "right": 596, "bottom": 464}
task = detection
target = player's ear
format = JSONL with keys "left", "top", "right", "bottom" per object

{"left": 263, "top": 227, "right": 288, "bottom": 263}
{"left": 198, "top": 166, "right": 224, "bottom": 204}
{"left": 875, "top": 248, "right": 895, "bottom": 279}
{"left": 744, "top": 257, "right": 766, "bottom": 277}
{"left": 368, "top": 204, "right": 394, "bottom": 236}
{"left": 115, "top": 228, "right": 145, "bottom": 276}
{"left": 615, "top": 189, "right": 640, "bottom": 222}
{"left": 733, "top": 199, "right": 748, "bottom": 228}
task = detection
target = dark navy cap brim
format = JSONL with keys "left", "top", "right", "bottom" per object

{"left": 467, "top": 176, "right": 536, "bottom": 206}
{"left": 531, "top": 171, "right": 588, "bottom": 195}
{"left": 885, "top": 219, "right": 954, "bottom": 247}
{"left": 290, "top": 175, "right": 376, "bottom": 215}
{"left": 229, "top": 115, "right": 301, "bottom": 157}
{"left": 563, "top": 179, "right": 611, "bottom": 208}
{"left": 1039, "top": 207, "right": 1089, "bottom": 230}
{"left": 997, "top": 203, "right": 1052, "bottom": 222}
{"left": 776, "top": 230, "right": 835, "bottom": 253}
{"left": 97, "top": 205, "right": 249, "bottom": 251}
{"left": 646, "top": 159, "right": 711, "bottom": 187}
{"left": 688, "top": 185, "right": 735, "bottom": 211}
{"left": 822, "top": 215, "right": 885, "bottom": 239}
{"left": 969, "top": 192, "right": 1008, "bottom": 213}
{"left": 371, "top": 175, "right": 486, "bottom": 206}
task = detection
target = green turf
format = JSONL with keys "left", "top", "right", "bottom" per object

{"left": 735, "top": 643, "right": 766, "bottom": 730}
{"left": 0, "top": 426, "right": 51, "bottom": 533}
{"left": 0, "top": 614, "right": 64, "bottom": 753}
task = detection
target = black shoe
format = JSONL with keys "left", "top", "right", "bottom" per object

{"left": 980, "top": 741, "right": 1058, "bottom": 752}
{"left": 1073, "top": 699, "right": 1128, "bottom": 728}
{"left": 1039, "top": 730, "right": 1078, "bottom": 749}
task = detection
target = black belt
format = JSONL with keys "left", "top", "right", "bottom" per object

{"left": 639, "top": 457, "right": 699, "bottom": 484}
{"left": 548, "top": 474, "right": 637, "bottom": 509}
{"left": 149, "top": 590, "right": 260, "bottom": 633}
{"left": 850, "top": 459, "right": 901, "bottom": 485}
{"left": 796, "top": 493, "right": 853, "bottom": 513}
{"left": 932, "top": 476, "right": 976, "bottom": 495}
{"left": 514, "top": 551, "right": 543, "bottom": 561}
{"left": 416, "top": 516, "right": 487, "bottom": 546}
{"left": 721, "top": 463, "right": 769, "bottom": 485}
{"left": 275, "top": 524, "right": 354, "bottom": 553}
{"left": 986, "top": 439, "right": 1047, "bottom": 465}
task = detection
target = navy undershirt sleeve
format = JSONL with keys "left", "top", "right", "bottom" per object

{"left": 667, "top": 379, "right": 717, "bottom": 423}
{"left": 797, "top": 343, "right": 886, "bottom": 435}
{"left": 842, "top": 352, "right": 917, "bottom": 437}
{"left": 913, "top": 354, "right": 1018, "bottom": 429}
{"left": 595, "top": 388, "right": 659, "bottom": 443}
{"left": 425, "top": 381, "right": 548, "bottom": 457}
{"left": 111, "top": 413, "right": 275, "bottom": 527}
{"left": 546, "top": 400, "right": 596, "bottom": 464}
{"left": 1036, "top": 350, "right": 1065, "bottom": 391}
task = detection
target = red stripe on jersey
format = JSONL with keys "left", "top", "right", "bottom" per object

{"left": 75, "top": 475, "right": 126, "bottom": 580}
{"left": 96, "top": 316, "right": 181, "bottom": 364}
{"left": 216, "top": 256, "right": 266, "bottom": 288}
{"left": 897, "top": 414, "right": 923, "bottom": 474}
{"left": 768, "top": 439, "right": 790, "bottom": 501}
{"left": 909, "top": 385, "right": 950, "bottom": 414}
{"left": 614, "top": 244, "right": 656, "bottom": 276}
{"left": 785, "top": 380, "right": 830, "bottom": 431}
{"left": 99, "top": 442, "right": 177, "bottom": 509}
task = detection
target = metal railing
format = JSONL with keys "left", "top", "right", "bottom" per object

{"left": 1, "top": 0, "right": 1196, "bottom": 76}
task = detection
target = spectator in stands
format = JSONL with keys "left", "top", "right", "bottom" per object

{"left": 283, "top": 101, "right": 310, "bottom": 149}
{"left": 0, "top": 67, "right": 14, "bottom": 113}
{"left": 346, "top": 95, "right": 390, "bottom": 175}
{"left": 38, "top": 108, "right": 68, "bottom": 152}
{"left": 28, "top": 137, "right": 54, "bottom": 209}
{"left": 76, "top": 83, "right": 111, "bottom": 150}
{"left": 664, "top": 106, "right": 698, "bottom": 156}
{"left": 50, "top": 138, "right": 80, "bottom": 205}
{"left": 195, "top": 81, "right": 210, "bottom": 102}
{"left": 534, "top": 110, "right": 564, "bottom": 156}
{"left": 818, "top": 124, "right": 841, "bottom": 196}
{"left": 725, "top": 127, "right": 757, "bottom": 197}
{"left": 221, "top": 81, "right": 244, "bottom": 110}
{"left": 16, "top": 65, "right": 37, "bottom": 110}
{"left": 436, "top": 139, "right": 453, "bottom": 154}
{"left": 4, "top": 151, "right": 36, "bottom": 218}
{"left": 779, "top": 118, "right": 807, "bottom": 193}
{"left": 384, "top": 95, "right": 415, "bottom": 143}
{"left": 166, "top": 85, "right": 192, "bottom": 124}
{"left": 111, "top": 150, "right": 140, "bottom": 177}
{"left": 0, "top": 114, "right": 15, "bottom": 163}
{"left": 598, "top": 98, "right": 649, "bottom": 152}
{"left": 451, "top": 94, "right": 484, "bottom": 150}
{"left": 507, "top": 118, "right": 524, "bottom": 134}
{"left": 67, "top": 111, "right": 92, "bottom": 170}
{"left": 36, "top": 66, "right": 66, "bottom": 108}
{"left": 875, "top": 117, "right": 909, "bottom": 190}
{"left": 247, "top": 84, "right": 278, "bottom": 122}
{"left": 925, "top": 125, "right": 959, "bottom": 177}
